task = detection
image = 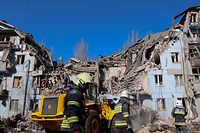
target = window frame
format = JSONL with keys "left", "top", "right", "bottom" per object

{"left": 157, "top": 98, "right": 166, "bottom": 111}
{"left": 189, "top": 47, "right": 199, "bottom": 58}
{"left": 154, "top": 75, "right": 163, "bottom": 86}
{"left": 16, "top": 55, "right": 25, "bottom": 65}
{"left": 13, "top": 76, "right": 22, "bottom": 88}
{"left": 174, "top": 74, "right": 184, "bottom": 86}
{"left": 190, "top": 12, "right": 198, "bottom": 24}
{"left": 192, "top": 68, "right": 200, "bottom": 82}
{"left": 171, "top": 52, "right": 180, "bottom": 63}
{"left": 9, "top": 99, "right": 19, "bottom": 111}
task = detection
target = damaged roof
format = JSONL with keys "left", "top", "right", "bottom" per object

{"left": 0, "top": 20, "right": 53, "bottom": 68}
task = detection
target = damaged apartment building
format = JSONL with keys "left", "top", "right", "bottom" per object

{"left": 0, "top": 20, "right": 53, "bottom": 117}
{"left": 99, "top": 6, "right": 200, "bottom": 119}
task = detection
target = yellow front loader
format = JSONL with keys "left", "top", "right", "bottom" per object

{"left": 30, "top": 88, "right": 116, "bottom": 132}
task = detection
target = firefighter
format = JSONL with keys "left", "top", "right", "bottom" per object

{"left": 112, "top": 90, "right": 133, "bottom": 133}
{"left": 0, "top": 116, "right": 5, "bottom": 133}
{"left": 60, "top": 73, "right": 93, "bottom": 133}
{"left": 171, "top": 100, "right": 188, "bottom": 133}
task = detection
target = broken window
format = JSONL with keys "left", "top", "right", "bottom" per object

{"left": 192, "top": 68, "right": 200, "bottom": 82}
{"left": 157, "top": 98, "right": 165, "bottom": 110}
{"left": 9, "top": 99, "right": 19, "bottom": 111}
{"left": 0, "top": 36, "right": 10, "bottom": 41}
{"left": 189, "top": 47, "right": 199, "bottom": 58}
{"left": 154, "top": 75, "right": 163, "bottom": 86}
{"left": 16, "top": 55, "right": 25, "bottom": 65}
{"left": 145, "top": 45, "right": 155, "bottom": 60}
{"left": 171, "top": 52, "right": 180, "bottom": 63}
{"left": 190, "top": 12, "right": 198, "bottom": 24}
{"left": 0, "top": 77, "right": 6, "bottom": 93}
{"left": 175, "top": 74, "right": 183, "bottom": 85}
{"left": 13, "top": 76, "right": 22, "bottom": 88}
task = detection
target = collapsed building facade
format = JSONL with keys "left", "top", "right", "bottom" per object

{"left": 0, "top": 20, "right": 53, "bottom": 117}
{"left": 99, "top": 6, "right": 200, "bottom": 119}
{"left": 1, "top": 6, "right": 200, "bottom": 124}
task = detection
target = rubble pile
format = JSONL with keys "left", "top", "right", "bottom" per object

{"left": 1, "top": 113, "right": 44, "bottom": 133}
{"left": 106, "top": 29, "right": 176, "bottom": 94}
{"left": 187, "top": 118, "right": 200, "bottom": 133}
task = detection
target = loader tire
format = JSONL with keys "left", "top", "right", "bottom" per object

{"left": 85, "top": 110, "right": 101, "bottom": 133}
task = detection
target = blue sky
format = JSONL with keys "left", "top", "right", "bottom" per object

{"left": 0, "top": 0, "right": 199, "bottom": 62}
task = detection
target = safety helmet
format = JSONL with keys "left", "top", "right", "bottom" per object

{"left": 72, "top": 73, "right": 93, "bottom": 86}
{"left": 121, "top": 90, "right": 129, "bottom": 98}
{"left": 176, "top": 100, "right": 183, "bottom": 107}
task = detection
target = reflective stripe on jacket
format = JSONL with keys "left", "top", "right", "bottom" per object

{"left": 61, "top": 118, "right": 70, "bottom": 130}
{"left": 113, "top": 97, "right": 131, "bottom": 128}
{"left": 171, "top": 106, "right": 187, "bottom": 126}
{"left": 61, "top": 87, "right": 84, "bottom": 132}
{"left": 114, "top": 120, "right": 128, "bottom": 127}
{"left": 0, "top": 122, "right": 5, "bottom": 129}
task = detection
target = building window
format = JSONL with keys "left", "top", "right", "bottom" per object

{"left": 0, "top": 36, "right": 10, "bottom": 41}
{"left": 192, "top": 68, "right": 200, "bottom": 82}
{"left": 10, "top": 99, "right": 19, "bottom": 111}
{"left": 157, "top": 98, "right": 165, "bottom": 111}
{"left": 171, "top": 52, "right": 180, "bottom": 63}
{"left": 154, "top": 75, "right": 163, "bottom": 86}
{"left": 189, "top": 47, "right": 199, "bottom": 58}
{"left": 16, "top": 55, "right": 25, "bottom": 65}
{"left": 13, "top": 76, "right": 22, "bottom": 88}
{"left": 175, "top": 75, "right": 184, "bottom": 85}
{"left": 190, "top": 12, "right": 198, "bottom": 23}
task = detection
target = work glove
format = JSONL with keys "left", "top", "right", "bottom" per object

{"left": 75, "top": 130, "right": 81, "bottom": 133}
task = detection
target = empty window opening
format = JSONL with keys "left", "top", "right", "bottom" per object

{"left": 145, "top": 45, "right": 155, "bottom": 60}
{"left": 190, "top": 12, "right": 198, "bottom": 23}
{"left": 175, "top": 75, "right": 184, "bottom": 85}
{"left": 155, "top": 75, "right": 163, "bottom": 86}
{"left": 157, "top": 98, "right": 165, "bottom": 111}
{"left": 189, "top": 47, "right": 199, "bottom": 58}
{"left": 0, "top": 36, "right": 10, "bottom": 41}
{"left": 0, "top": 77, "right": 6, "bottom": 93}
{"left": 13, "top": 76, "right": 22, "bottom": 88}
{"left": 16, "top": 55, "right": 25, "bottom": 65}
{"left": 10, "top": 99, "right": 19, "bottom": 111}
{"left": 192, "top": 68, "right": 200, "bottom": 82}
{"left": 171, "top": 52, "right": 180, "bottom": 63}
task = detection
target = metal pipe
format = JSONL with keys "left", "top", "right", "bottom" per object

{"left": 23, "top": 60, "right": 30, "bottom": 116}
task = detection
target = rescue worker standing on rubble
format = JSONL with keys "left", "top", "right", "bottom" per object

{"left": 60, "top": 73, "right": 93, "bottom": 133}
{"left": 112, "top": 90, "right": 133, "bottom": 133}
{"left": 171, "top": 99, "right": 188, "bottom": 133}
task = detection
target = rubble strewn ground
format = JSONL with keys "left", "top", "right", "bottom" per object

{"left": 1, "top": 112, "right": 200, "bottom": 132}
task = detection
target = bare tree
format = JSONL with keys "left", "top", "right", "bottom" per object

{"left": 73, "top": 38, "right": 88, "bottom": 61}
{"left": 123, "top": 31, "right": 139, "bottom": 50}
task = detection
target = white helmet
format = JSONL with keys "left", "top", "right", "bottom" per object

{"left": 176, "top": 100, "right": 183, "bottom": 107}
{"left": 121, "top": 90, "right": 129, "bottom": 98}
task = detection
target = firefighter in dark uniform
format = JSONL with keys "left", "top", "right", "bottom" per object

{"left": 171, "top": 100, "right": 188, "bottom": 133}
{"left": 113, "top": 90, "right": 133, "bottom": 133}
{"left": 0, "top": 116, "right": 5, "bottom": 133}
{"left": 60, "top": 73, "right": 93, "bottom": 133}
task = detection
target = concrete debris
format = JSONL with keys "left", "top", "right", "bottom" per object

{"left": 1, "top": 113, "right": 44, "bottom": 133}
{"left": 130, "top": 105, "right": 158, "bottom": 132}
{"left": 1, "top": 5, "right": 200, "bottom": 133}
